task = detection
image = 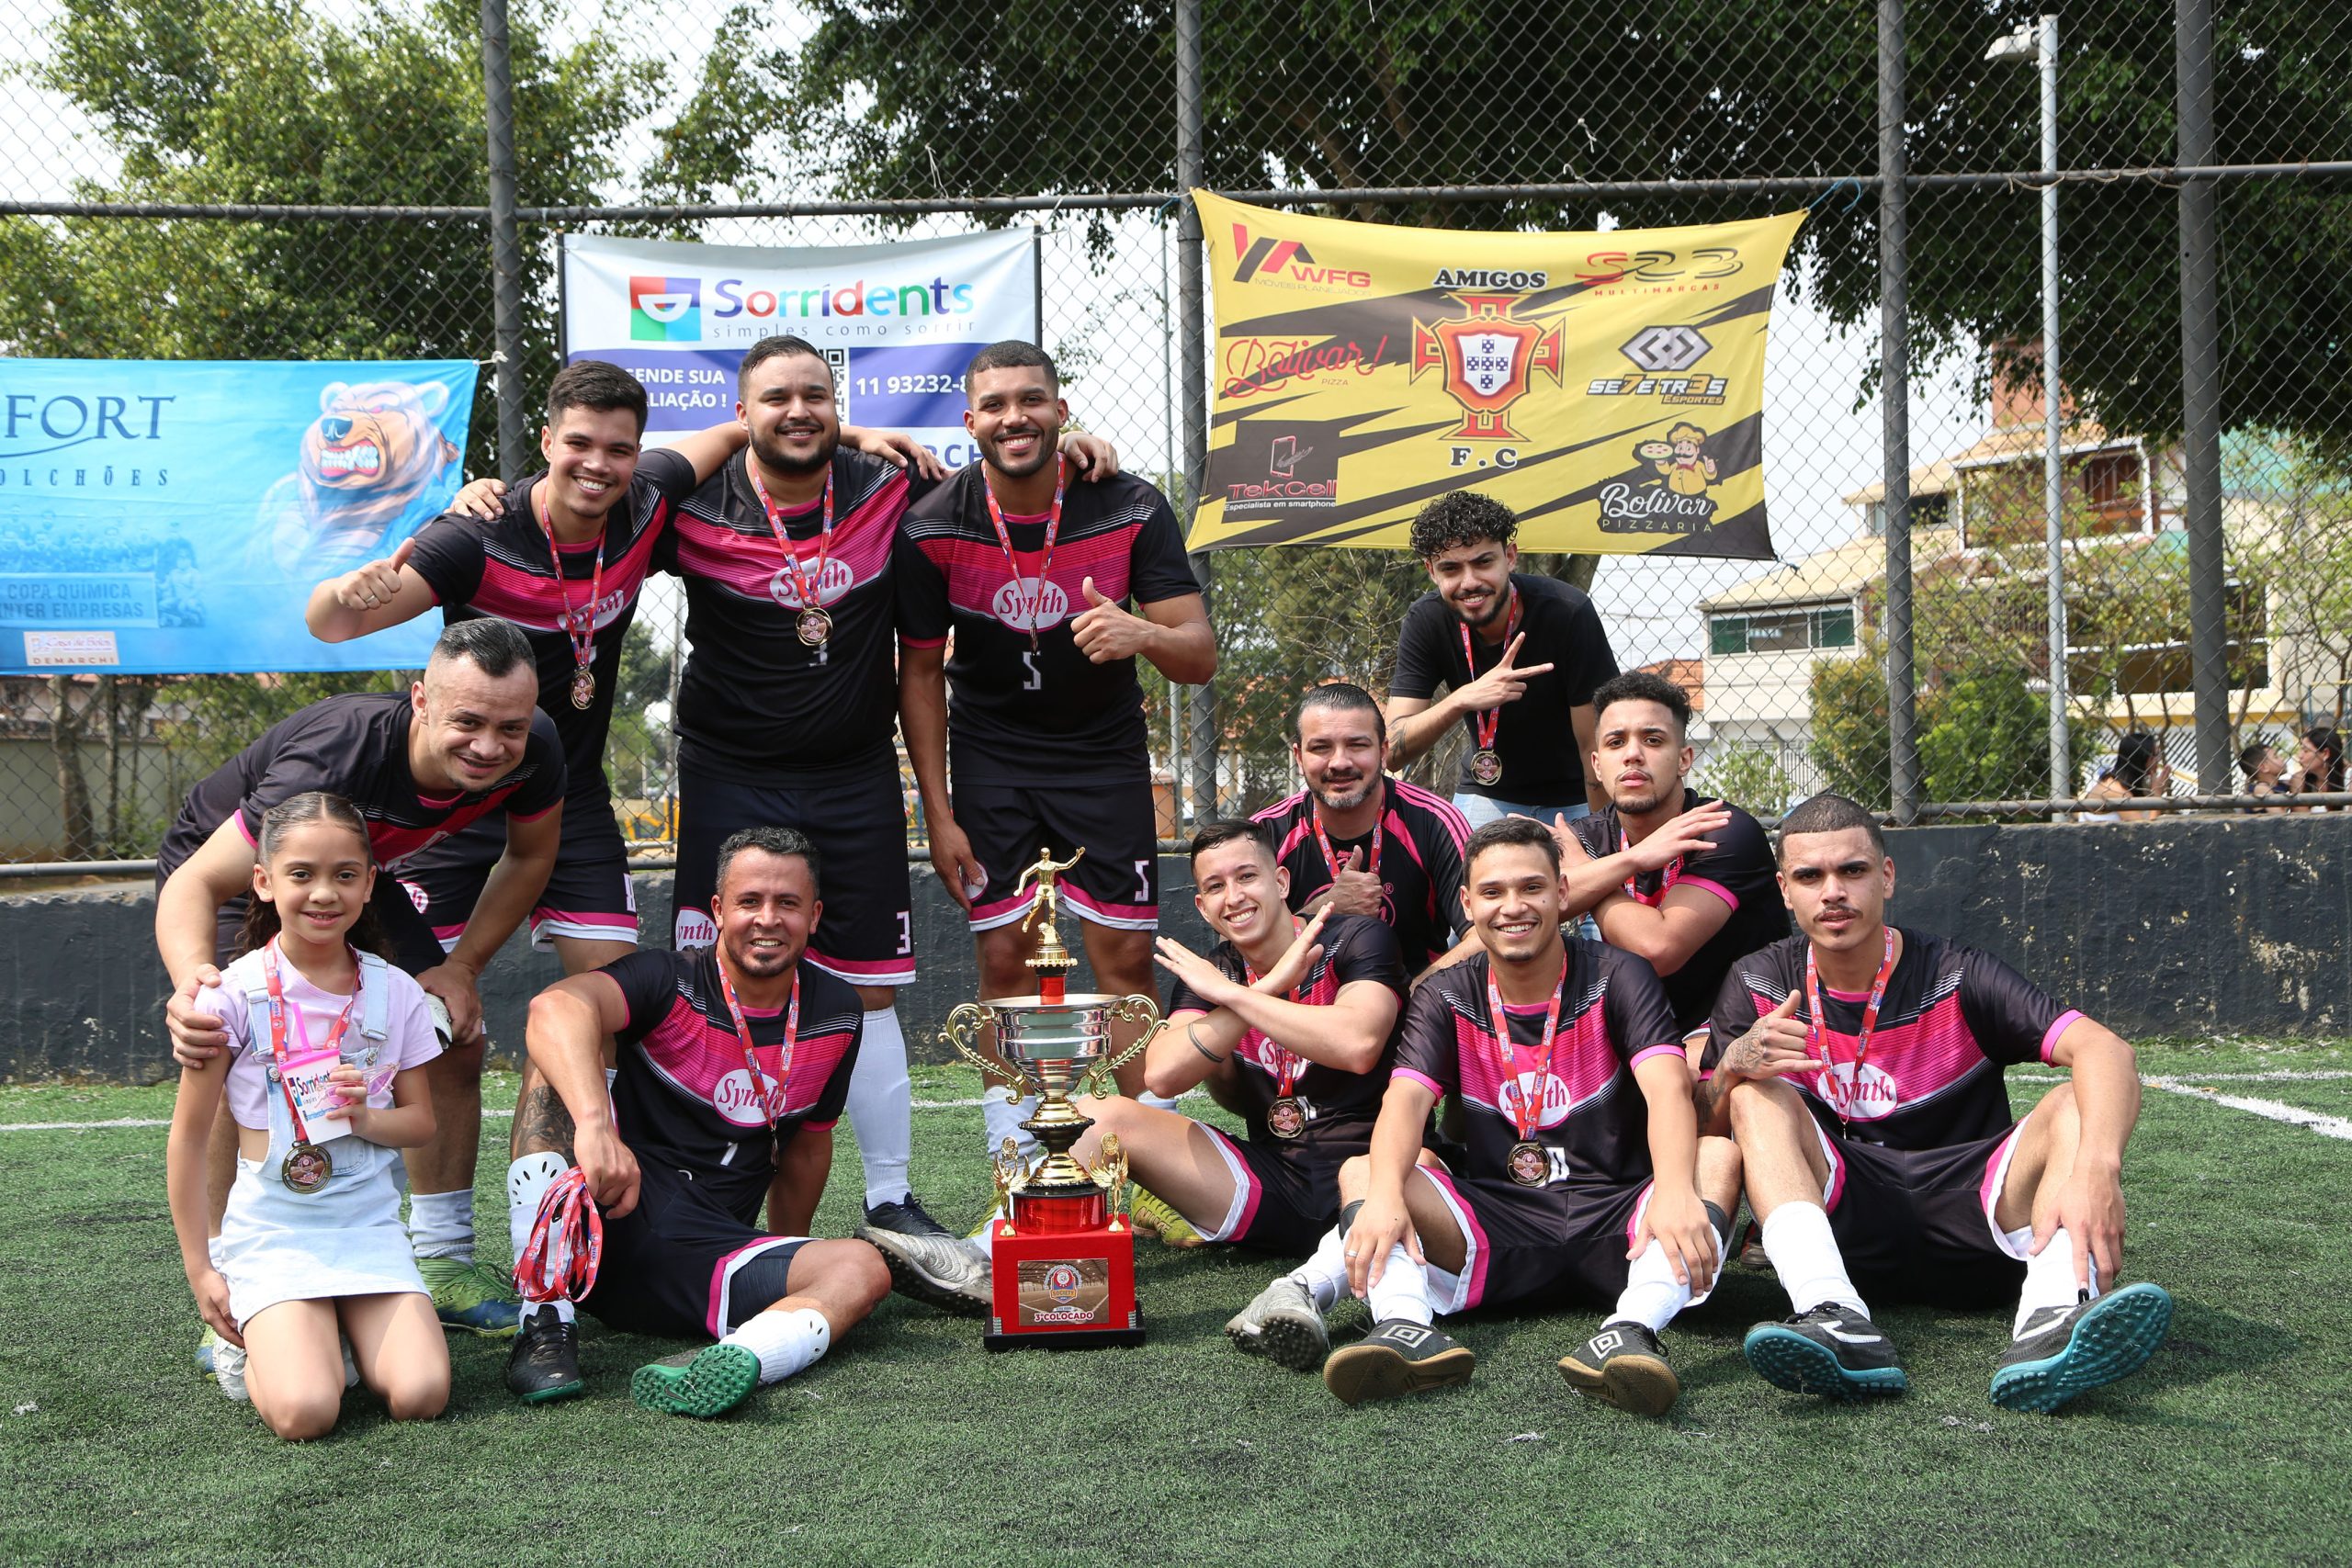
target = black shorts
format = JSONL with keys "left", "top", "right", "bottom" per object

{"left": 1815, "top": 1117, "right": 2030, "bottom": 1308}
{"left": 578, "top": 1163, "right": 810, "bottom": 1339}
{"left": 1197, "top": 1127, "right": 1347, "bottom": 1255}
{"left": 397, "top": 795, "right": 639, "bottom": 953}
{"left": 673, "top": 757, "right": 915, "bottom": 987}
{"left": 955, "top": 774, "right": 1158, "bottom": 934}
{"left": 164, "top": 856, "right": 447, "bottom": 976}
{"left": 1420, "top": 1166, "right": 1655, "bottom": 1314}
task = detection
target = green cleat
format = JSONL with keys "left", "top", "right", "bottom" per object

{"left": 632, "top": 1343, "right": 763, "bottom": 1419}
{"left": 418, "top": 1257, "right": 522, "bottom": 1337}
{"left": 1127, "top": 1188, "right": 1205, "bottom": 1249}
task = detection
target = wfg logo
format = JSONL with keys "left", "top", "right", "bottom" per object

{"left": 991, "top": 574, "right": 1070, "bottom": 631}
{"left": 1229, "top": 225, "right": 1373, "bottom": 290}
{"left": 767, "top": 557, "right": 857, "bottom": 608}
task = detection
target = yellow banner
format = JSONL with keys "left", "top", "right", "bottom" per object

{"left": 1189, "top": 193, "right": 1804, "bottom": 557}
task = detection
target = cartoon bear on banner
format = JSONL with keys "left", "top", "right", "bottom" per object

{"left": 251, "top": 378, "right": 462, "bottom": 573}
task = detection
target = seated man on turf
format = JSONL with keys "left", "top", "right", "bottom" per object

{"left": 1697, "top": 793, "right": 2173, "bottom": 1413}
{"left": 1249, "top": 816, "right": 1740, "bottom": 1416}
{"left": 503, "top": 826, "right": 891, "bottom": 1416}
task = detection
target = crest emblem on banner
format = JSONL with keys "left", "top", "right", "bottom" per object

{"left": 1410, "top": 294, "right": 1565, "bottom": 441}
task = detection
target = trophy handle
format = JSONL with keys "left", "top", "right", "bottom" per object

{"left": 1085, "top": 994, "right": 1164, "bottom": 1097}
{"left": 940, "top": 1002, "right": 1026, "bottom": 1105}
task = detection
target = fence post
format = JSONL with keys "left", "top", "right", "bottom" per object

{"left": 480, "top": 0, "right": 528, "bottom": 482}
{"left": 1879, "top": 0, "right": 1920, "bottom": 823}
{"left": 1175, "top": 0, "right": 1218, "bottom": 821}
{"left": 2177, "top": 0, "right": 2230, "bottom": 792}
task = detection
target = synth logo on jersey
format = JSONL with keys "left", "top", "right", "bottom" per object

{"left": 766, "top": 556, "right": 857, "bottom": 609}
{"left": 629, "top": 276, "right": 703, "bottom": 343}
{"left": 990, "top": 574, "right": 1070, "bottom": 632}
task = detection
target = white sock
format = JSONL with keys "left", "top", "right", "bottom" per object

{"left": 848, "top": 1008, "right": 914, "bottom": 1209}
{"left": 2015, "top": 1226, "right": 2099, "bottom": 1336}
{"left": 409, "top": 1188, "right": 475, "bottom": 1263}
{"left": 1610, "top": 1224, "right": 1729, "bottom": 1334}
{"left": 1759, "top": 1201, "right": 1867, "bottom": 1318}
{"left": 720, "top": 1305, "right": 831, "bottom": 1385}
{"left": 1286, "top": 1227, "right": 1350, "bottom": 1312}
{"left": 1363, "top": 1244, "right": 1436, "bottom": 1326}
{"left": 983, "top": 1089, "right": 1040, "bottom": 1163}
{"left": 507, "top": 1152, "right": 569, "bottom": 1263}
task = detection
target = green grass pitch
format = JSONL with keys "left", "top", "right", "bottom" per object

{"left": 2, "top": 1039, "right": 2348, "bottom": 1566}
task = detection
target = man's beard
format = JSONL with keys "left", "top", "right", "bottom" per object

{"left": 751, "top": 426, "right": 834, "bottom": 477}
{"left": 1311, "top": 773, "right": 1378, "bottom": 814}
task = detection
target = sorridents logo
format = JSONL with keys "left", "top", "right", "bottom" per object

{"left": 766, "top": 557, "right": 857, "bottom": 609}
{"left": 630, "top": 276, "right": 702, "bottom": 342}
{"left": 991, "top": 575, "right": 1070, "bottom": 631}
{"left": 711, "top": 1066, "right": 785, "bottom": 1128}
{"left": 1498, "top": 1068, "right": 1575, "bottom": 1130}
{"left": 1409, "top": 293, "right": 1565, "bottom": 442}
{"left": 1229, "top": 223, "right": 1373, "bottom": 290}
{"left": 674, "top": 908, "right": 718, "bottom": 947}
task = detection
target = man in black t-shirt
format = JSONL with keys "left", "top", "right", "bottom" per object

{"left": 1385, "top": 491, "right": 1618, "bottom": 827}
{"left": 157, "top": 619, "right": 565, "bottom": 1336}
{"left": 1696, "top": 793, "right": 2172, "bottom": 1413}
{"left": 899, "top": 340, "right": 1215, "bottom": 1159}
{"left": 1263, "top": 818, "right": 1739, "bottom": 1416}
{"left": 1561, "top": 671, "right": 1787, "bottom": 1047}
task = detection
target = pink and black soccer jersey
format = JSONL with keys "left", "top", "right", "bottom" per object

{"left": 1568, "top": 788, "right": 1789, "bottom": 1032}
{"left": 1160, "top": 912, "right": 1407, "bottom": 1156}
{"left": 156, "top": 692, "right": 565, "bottom": 876}
{"left": 1702, "top": 929, "right": 2081, "bottom": 1151}
{"left": 1397, "top": 943, "right": 1683, "bottom": 1188}
{"left": 404, "top": 447, "right": 694, "bottom": 808}
{"left": 1252, "top": 779, "right": 1470, "bottom": 971}
{"left": 898, "top": 467, "right": 1199, "bottom": 783}
{"left": 659, "top": 449, "right": 933, "bottom": 784}
{"left": 601, "top": 948, "right": 863, "bottom": 1223}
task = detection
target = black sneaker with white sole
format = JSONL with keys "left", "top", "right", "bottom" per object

{"left": 1321, "top": 1319, "right": 1475, "bottom": 1404}
{"left": 863, "top": 1195, "right": 956, "bottom": 1240}
{"left": 1990, "top": 1283, "right": 2173, "bottom": 1414}
{"left": 1557, "top": 1320, "right": 1681, "bottom": 1416}
{"left": 1743, "top": 1303, "right": 1908, "bottom": 1399}
{"left": 506, "top": 1305, "right": 584, "bottom": 1404}
{"left": 1224, "top": 1277, "right": 1329, "bottom": 1371}
{"left": 857, "top": 1222, "right": 993, "bottom": 1316}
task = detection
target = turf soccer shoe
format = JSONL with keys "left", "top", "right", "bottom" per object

{"left": 1743, "top": 1304, "right": 1909, "bottom": 1399}
{"left": 418, "top": 1257, "right": 522, "bottom": 1337}
{"left": 863, "top": 1195, "right": 956, "bottom": 1239}
{"left": 211, "top": 1339, "right": 251, "bottom": 1403}
{"left": 1321, "top": 1319, "right": 1476, "bottom": 1404}
{"left": 631, "top": 1343, "right": 761, "bottom": 1419}
{"left": 857, "top": 1223, "right": 992, "bottom": 1316}
{"left": 506, "top": 1305, "right": 585, "bottom": 1404}
{"left": 1127, "top": 1188, "right": 1205, "bottom": 1248}
{"left": 1225, "top": 1277, "right": 1329, "bottom": 1371}
{"left": 1556, "top": 1321, "right": 1681, "bottom": 1416}
{"left": 1990, "top": 1283, "right": 2173, "bottom": 1414}
{"left": 195, "top": 1324, "right": 219, "bottom": 1380}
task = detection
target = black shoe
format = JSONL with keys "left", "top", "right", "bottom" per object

{"left": 1557, "top": 1320, "right": 1680, "bottom": 1416}
{"left": 505, "top": 1305, "right": 583, "bottom": 1404}
{"left": 1321, "top": 1319, "right": 1475, "bottom": 1405}
{"left": 863, "top": 1195, "right": 956, "bottom": 1239}
{"left": 1743, "top": 1303, "right": 1908, "bottom": 1399}
{"left": 1991, "top": 1282, "right": 2173, "bottom": 1414}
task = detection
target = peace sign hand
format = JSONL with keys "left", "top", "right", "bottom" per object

{"left": 1454, "top": 632, "right": 1555, "bottom": 713}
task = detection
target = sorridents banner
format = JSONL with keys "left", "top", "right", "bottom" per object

{"left": 0, "top": 359, "right": 474, "bottom": 674}
{"left": 1189, "top": 194, "right": 1804, "bottom": 558}
{"left": 560, "top": 231, "right": 1039, "bottom": 458}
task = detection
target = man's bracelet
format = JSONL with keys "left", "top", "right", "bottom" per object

{"left": 1188, "top": 1021, "right": 1227, "bottom": 1064}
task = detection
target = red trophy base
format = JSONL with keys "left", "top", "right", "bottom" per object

{"left": 983, "top": 1184, "right": 1144, "bottom": 1351}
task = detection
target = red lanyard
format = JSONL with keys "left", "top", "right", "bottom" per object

{"left": 1242, "top": 924, "right": 1310, "bottom": 1098}
{"left": 746, "top": 451, "right": 834, "bottom": 615}
{"left": 514, "top": 1165, "right": 603, "bottom": 1305}
{"left": 1620, "top": 823, "right": 1682, "bottom": 906}
{"left": 1456, "top": 586, "right": 1521, "bottom": 753}
{"left": 1804, "top": 927, "right": 1898, "bottom": 1117}
{"left": 1485, "top": 954, "right": 1566, "bottom": 1140}
{"left": 535, "top": 484, "right": 605, "bottom": 693}
{"left": 1312, "top": 797, "right": 1382, "bottom": 887}
{"left": 715, "top": 962, "right": 797, "bottom": 1131}
{"left": 261, "top": 938, "right": 360, "bottom": 1144}
{"left": 981, "top": 452, "right": 1065, "bottom": 654}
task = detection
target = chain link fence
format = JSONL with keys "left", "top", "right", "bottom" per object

{"left": 1, "top": 0, "right": 2346, "bottom": 864}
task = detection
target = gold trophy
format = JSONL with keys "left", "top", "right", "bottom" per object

{"left": 942, "top": 847, "right": 1159, "bottom": 1348}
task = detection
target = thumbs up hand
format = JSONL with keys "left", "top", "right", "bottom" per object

{"left": 331, "top": 537, "right": 418, "bottom": 614}
{"left": 1069, "top": 574, "right": 1151, "bottom": 664}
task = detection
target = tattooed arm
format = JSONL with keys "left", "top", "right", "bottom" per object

{"left": 1691, "top": 991, "right": 1810, "bottom": 1135}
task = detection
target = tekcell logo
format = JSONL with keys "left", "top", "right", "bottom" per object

{"left": 1222, "top": 418, "right": 1346, "bottom": 513}
{"left": 629, "top": 276, "right": 703, "bottom": 342}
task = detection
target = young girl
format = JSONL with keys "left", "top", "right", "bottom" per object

{"left": 165, "top": 791, "right": 450, "bottom": 1439}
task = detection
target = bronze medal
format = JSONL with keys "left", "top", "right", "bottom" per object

{"left": 570, "top": 668, "right": 595, "bottom": 710}
{"left": 281, "top": 1141, "right": 333, "bottom": 1194}
{"left": 1469, "top": 749, "right": 1503, "bottom": 787}
{"left": 1506, "top": 1139, "right": 1550, "bottom": 1188}
{"left": 796, "top": 605, "right": 833, "bottom": 648}
{"left": 1266, "top": 1096, "right": 1306, "bottom": 1140}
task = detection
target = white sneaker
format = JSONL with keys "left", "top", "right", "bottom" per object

{"left": 213, "top": 1341, "right": 251, "bottom": 1403}
{"left": 857, "top": 1224, "right": 992, "bottom": 1317}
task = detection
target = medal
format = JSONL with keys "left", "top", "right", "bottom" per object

{"left": 1485, "top": 951, "right": 1566, "bottom": 1189}
{"left": 747, "top": 451, "right": 839, "bottom": 655}
{"left": 1804, "top": 926, "right": 1899, "bottom": 1127}
{"left": 715, "top": 958, "right": 798, "bottom": 1137}
{"left": 1469, "top": 749, "right": 1503, "bottom": 786}
{"left": 536, "top": 484, "right": 605, "bottom": 716}
{"left": 280, "top": 1141, "right": 334, "bottom": 1193}
{"left": 981, "top": 452, "right": 1066, "bottom": 655}
{"left": 1266, "top": 1096, "right": 1306, "bottom": 1140}
{"left": 260, "top": 939, "right": 361, "bottom": 1198}
{"left": 1458, "top": 587, "right": 1521, "bottom": 789}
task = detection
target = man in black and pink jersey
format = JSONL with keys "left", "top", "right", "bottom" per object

{"left": 1255, "top": 817, "right": 1740, "bottom": 1415}
{"left": 1250, "top": 682, "right": 1470, "bottom": 976}
{"left": 156, "top": 618, "right": 565, "bottom": 1337}
{"left": 502, "top": 826, "right": 893, "bottom": 1416}
{"left": 899, "top": 339, "right": 1214, "bottom": 1168}
{"left": 1697, "top": 793, "right": 2173, "bottom": 1413}
{"left": 1039, "top": 821, "right": 1402, "bottom": 1352}
{"left": 1558, "top": 671, "right": 1787, "bottom": 1049}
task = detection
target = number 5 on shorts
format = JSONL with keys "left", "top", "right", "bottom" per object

{"left": 1022, "top": 651, "right": 1042, "bottom": 691}
{"left": 1134, "top": 858, "right": 1151, "bottom": 902}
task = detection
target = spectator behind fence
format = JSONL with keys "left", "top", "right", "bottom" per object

{"left": 2290, "top": 727, "right": 2345, "bottom": 811}
{"left": 2078, "top": 731, "right": 2169, "bottom": 824}
{"left": 2238, "top": 740, "right": 2290, "bottom": 814}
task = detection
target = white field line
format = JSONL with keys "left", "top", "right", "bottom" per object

{"left": 2140, "top": 1077, "right": 2352, "bottom": 1142}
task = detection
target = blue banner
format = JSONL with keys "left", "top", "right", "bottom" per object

{"left": 0, "top": 359, "right": 475, "bottom": 673}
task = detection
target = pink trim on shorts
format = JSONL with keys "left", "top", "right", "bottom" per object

{"left": 806, "top": 949, "right": 917, "bottom": 987}
{"left": 900, "top": 634, "right": 947, "bottom": 649}
{"left": 706, "top": 1235, "right": 805, "bottom": 1337}
{"left": 2039, "top": 1010, "right": 2084, "bottom": 1065}
{"left": 1623, "top": 1179, "right": 1659, "bottom": 1248}
{"left": 1200, "top": 1126, "right": 1262, "bottom": 1242}
{"left": 1629, "top": 1043, "right": 1684, "bottom": 1071}
{"left": 1679, "top": 876, "right": 1737, "bottom": 911}
{"left": 1808, "top": 1116, "right": 1849, "bottom": 1213}
{"left": 804, "top": 1118, "right": 840, "bottom": 1134}
{"left": 967, "top": 888, "right": 1032, "bottom": 933}
{"left": 1420, "top": 1165, "right": 1488, "bottom": 1313}
{"left": 1978, "top": 1122, "right": 2030, "bottom": 1258}
{"left": 1059, "top": 882, "right": 1158, "bottom": 931}
{"left": 430, "top": 921, "right": 465, "bottom": 953}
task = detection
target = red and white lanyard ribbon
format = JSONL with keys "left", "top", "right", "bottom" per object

{"left": 261, "top": 937, "right": 359, "bottom": 1143}
{"left": 1457, "top": 586, "right": 1521, "bottom": 755}
{"left": 1312, "top": 805, "right": 1381, "bottom": 889}
{"left": 717, "top": 963, "right": 798, "bottom": 1130}
{"left": 1241, "top": 927, "right": 1310, "bottom": 1098}
{"left": 535, "top": 484, "right": 605, "bottom": 686}
{"left": 746, "top": 450, "right": 834, "bottom": 615}
{"left": 981, "top": 452, "right": 1065, "bottom": 654}
{"left": 1485, "top": 955, "right": 1566, "bottom": 1140}
{"left": 514, "top": 1166, "right": 603, "bottom": 1304}
{"left": 1804, "top": 927, "right": 1898, "bottom": 1117}
{"left": 1620, "top": 824, "right": 1683, "bottom": 907}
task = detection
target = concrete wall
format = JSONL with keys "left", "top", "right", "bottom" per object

{"left": 7, "top": 815, "right": 2343, "bottom": 1082}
